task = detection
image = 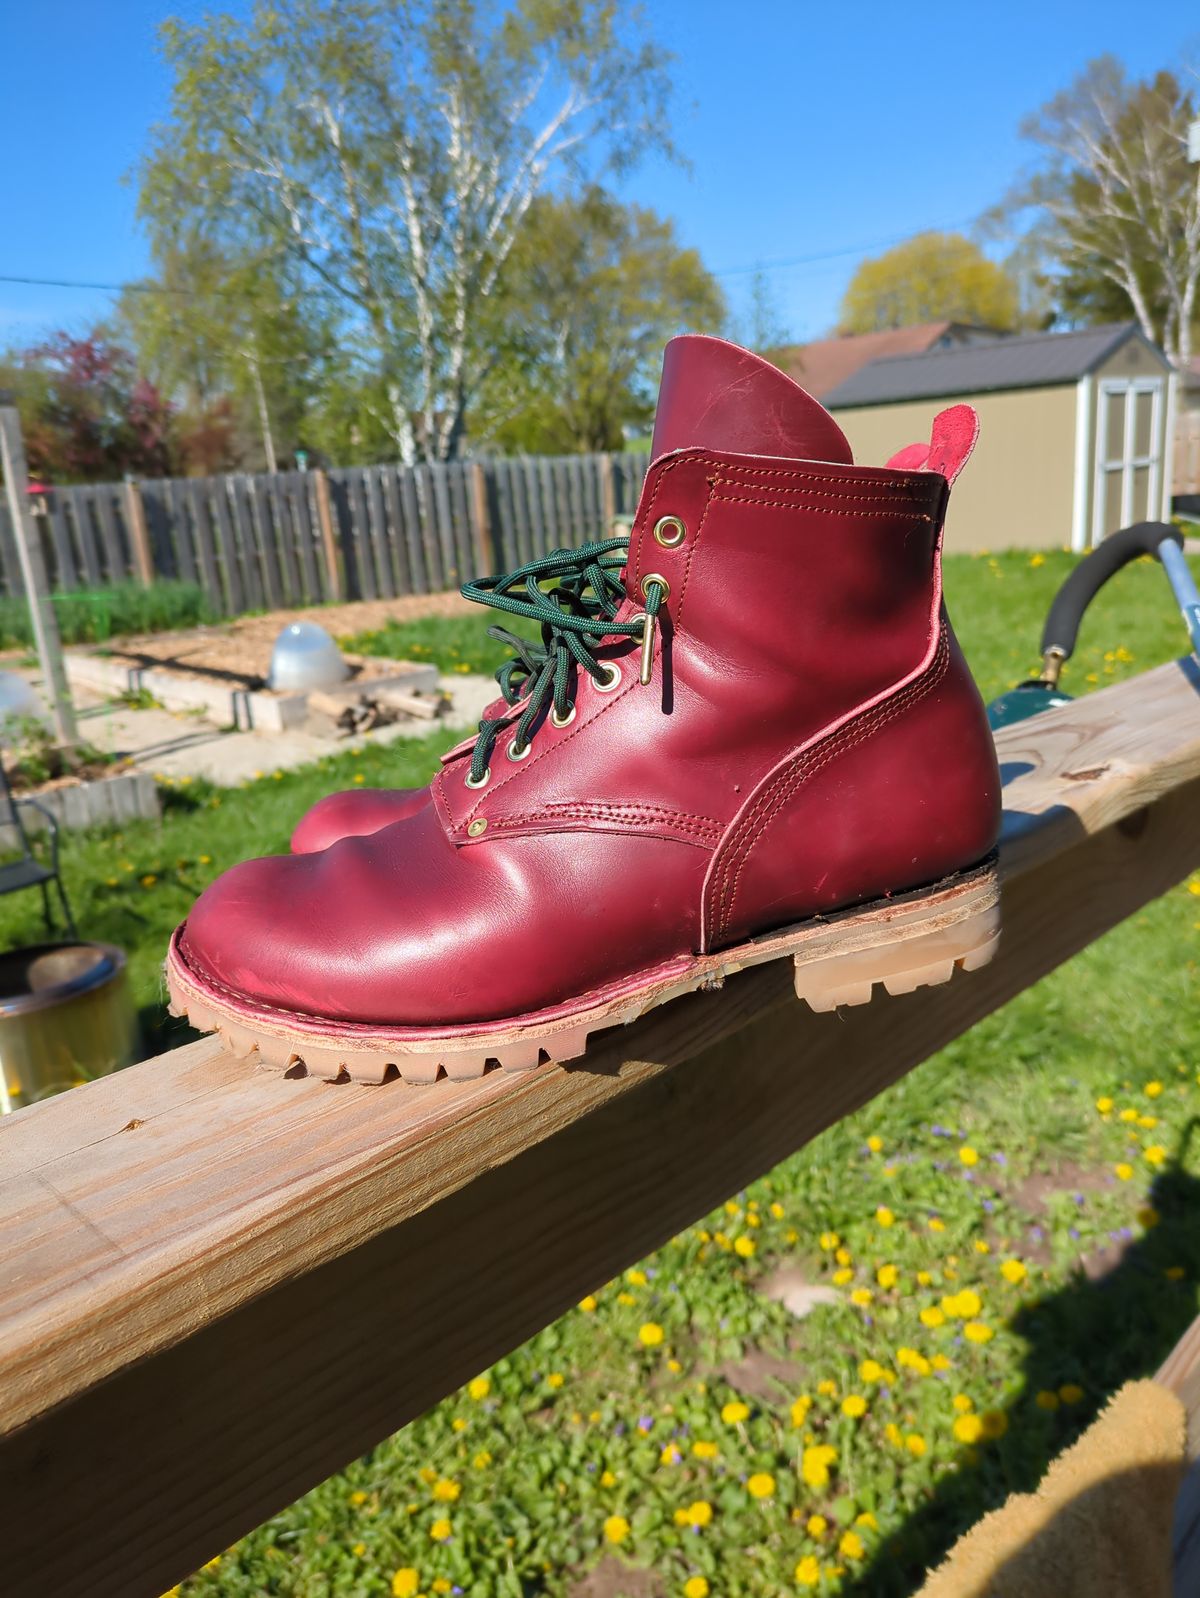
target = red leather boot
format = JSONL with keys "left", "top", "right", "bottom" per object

{"left": 168, "top": 336, "right": 1001, "bottom": 1084}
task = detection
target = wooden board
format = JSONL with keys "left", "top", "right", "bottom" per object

{"left": 3, "top": 661, "right": 1200, "bottom": 1597}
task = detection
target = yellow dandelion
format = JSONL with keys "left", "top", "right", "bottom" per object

{"left": 833, "top": 1268, "right": 854, "bottom": 1286}
{"left": 1000, "top": 1259, "right": 1027, "bottom": 1285}
{"left": 856, "top": 1512, "right": 878, "bottom": 1530}
{"left": 964, "top": 1321, "right": 994, "bottom": 1344}
{"left": 579, "top": 1295, "right": 598, "bottom": 1312}
{"left": 1145, "top": 1080, "right": 1164, "bottom": 1098}
{"left": 920, "top": 1306, "right": 946, "bottom": 1328}
{"left": 468, "top": 1376, "right": 490, "bottom": 1400}
{"left": 1115, "top": 1162, "right": 1134, "bottom": 1181}
{"left": 392, "top": 1572, "right": 420, "bottom": 1598}
{"left": 639, "top": 1322, "right": 665, "bottom": 1347}
{"left": 692, "top": 1440, "right": 719, "bottom": 1460}
{"left": 819, "top": 1231, "right": 840, "bottom": 1250}
{"left": 807, "top": 1513, "right": 828, "bottom": 1536}
{"left": 1120, "top": 1108, "right": 1139, "bottom": 1123}
{"left": 906, "top": 1433, "right": 927, "bottom": 1457}
{"left": 770, "top": 1200, "right": 785, "bottom": 1219}
{"left": 850, "top": 1287, "right": 874, "bottom": 1307}
{"left": 1145, "top": 1145, "right": 1167, "bottom": 1167}
{"left": 790, "top": 1395, "right": 812, "bottom": 1427}
{"left": 734, "top": 1235, "right": 756, "bottom": 1258}
{"left": 932, "top": 1353, "right": 952, "bottom": 1371}
{"left": 953, "top": 1394, "right": 974, "bottom": 1412}
{"left": 600, "top": 1470, "right": 617, "bottom": 1488}
{"left": 350, "top": 1490, "right": 369, "bottom": 1506}
{"left": 840, "top": 1530, "right": 865, "bottom": 1560}
{"left": 1035, "top": 1390, "right": 1060, "bottom": 1411}
{"left": 431, "top": 1478, "right": 460, "bottom": 1502}
{"left": 876, "top": 1206, "right": 895, "bottom": 1227}
{"left": 796, "top": 1556, "right": 821, "bottom": 1588}
{"left": 801, "top": 1444, "right": 838, "bottom": 1487}
{"left": 974, "top": 1239, "right": 991, "bottom": 1254}
{"left": 835, "top": 1246, "right": 852, "bottom": 1266}
{"left": 721, "top": 1401, "right": 749, "bottom": 1425}
{"left": 686, "top": 1499, "right": 713, "bottom": 1527}
{"left": 604, "top": 1514, "right": 630, "bottom": 1544}
{"left": 547, "top": 1372, "right": 564, "bottom": 1389}
{"left": 928, "top": 1216, "right": 946, "bottom": 1232}
{"left": 859, "top": 1359, "right": 884, "bottom": 1383}
{"left": 747, "top": 1472, "right": 776, "bottom": 1499}
{"left": 841, "top": 1394, "right": 868, "bottom": 1418}
{"left": 1096, "top": 1096, "right": 1114, "bottom": 1114}
{"left": 959, "top": 1146, "right": 979, "bottom": 1167}
{"left": 817, "top": 1379, "right": 838, "bottom": 1397}
{"left": 627, "top": 1268, "right": 648, "bottom": 1286}
{"left": 877, "top": 1264, "right": 898, "bottom": 1289}
{"left": 953, "top": 1413, "right": 983, "bottom": 1444}
{"left": 1059, "top": 1383, "right": 1084, "bottom": 1404}
{"left": 684, "top": 1580, "right": 709, "bottom": 1598}
{"left": 429, "top": 1518, "right": 452, "bottom": 1542}
{"left": 472, "top": 1451, "right": 492, "bottom": 1468}
{"left": 867, "top": 1135, "right": 884, "bottom": 1153}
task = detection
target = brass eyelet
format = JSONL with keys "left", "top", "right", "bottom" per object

{"left": 464, "top": 767, "right": 490, "bottom": 789}
{"left": 641, "top": 572, "right": 670, "bottom": 600}
{"left": 550, "top": 702, "right": 577, "bottom": 728}
{"left": 467, "top": 817, "right": 488, "bottom": 837}
{"left": 653, "top": 515, "right": 686, "bottom": 548}
{"left": 593, "top": 661, "right": 622, "bottom": 693}
{"left": 506, "top": 738, "right": 532, "bottom": 762}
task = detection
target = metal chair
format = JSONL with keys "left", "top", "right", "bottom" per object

{"left": 0, "top": 760, "right": 77, "bottom": 938}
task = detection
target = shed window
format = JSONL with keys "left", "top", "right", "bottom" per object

{"left": 1093, "top": 378, "right": 1164, "bottom": 543}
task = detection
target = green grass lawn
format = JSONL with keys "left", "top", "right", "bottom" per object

{"left": 6, "top": 548, "right": 1199, "bottom": 1598}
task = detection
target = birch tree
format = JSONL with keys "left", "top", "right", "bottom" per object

{"left": 139, "top": 0, "right": 674, "bottom": 461}
{"left": 1011, "top": 58, "right": 1200, "bottom": 365}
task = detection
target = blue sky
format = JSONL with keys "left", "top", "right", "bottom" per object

{"left": 2, "top": 0, "right": 1196, "bottom": 348}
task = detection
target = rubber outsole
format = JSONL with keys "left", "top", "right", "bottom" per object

{"left": 165, "top": 859, "right": 1000, "bottom": 1087}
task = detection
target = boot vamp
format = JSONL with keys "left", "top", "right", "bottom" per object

{"left": 290, "top": 786, "right": 429, "bottom": 853}
{"left": 180, "top": 801, "right": 706, "bottom": 1027}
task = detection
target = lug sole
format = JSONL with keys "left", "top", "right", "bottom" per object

{"left": 165, "top": 858, "right": 1000, "bottom": 1087}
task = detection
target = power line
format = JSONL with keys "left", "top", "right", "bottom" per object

{"left": 1, "top": 215, "right": 988, "bottom": 299}
{"left": 711, "top": 218, "right": 982, "bottom": 279}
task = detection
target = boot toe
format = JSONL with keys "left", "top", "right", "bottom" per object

{"left": 290, "top": 786, "right": 428, "bottom": 853}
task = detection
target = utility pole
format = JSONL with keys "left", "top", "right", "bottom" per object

{"left": 0, "top": 395, "right": 78, "bottom": 744}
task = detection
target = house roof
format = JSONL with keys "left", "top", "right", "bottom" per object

{"left": 775, "top": 323, "right": 963, "bottom": 400}
{"left": 824, "top": 323, "right": 1167, "bottom": 409}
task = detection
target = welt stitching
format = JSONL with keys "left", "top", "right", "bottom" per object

{"left": 489, "top": 811, "right": 719, "bottom": 841}
{"left": 493, "top": 802, "right": 720, "bottom": 829}
{"left": 711, "top": 632, "right": 951, "bottom": 936}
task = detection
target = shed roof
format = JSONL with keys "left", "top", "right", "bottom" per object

{"left": 776, "top": 323, "right": 961, "bottom": 399}
{"left": 824, "top": 323, "right": 1167, "bottom": 409}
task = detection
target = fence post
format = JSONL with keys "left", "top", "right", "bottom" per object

{"left": 123, "top": 477, "right": 154, "bottom": 586}
{"left": 0, "top": 398, "right": 78, "bottom": 744}
{"left": 312, "top": 468, "right": 342, "bottom": 603}
{"left": 469, "top": 461, "right": 495, "bottom": 576}
{"left": 599, "top": 452, "right": 616, "bottom": 535}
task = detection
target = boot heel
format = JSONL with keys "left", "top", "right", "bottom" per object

{"left": 791, "top": 879, "right": 1000, "bottom": 1014}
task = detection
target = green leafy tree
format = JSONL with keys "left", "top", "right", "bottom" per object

{"left": 139, "top": 0, "right": 674, "bottom": 462}
{"left": 1005, "top": 58, "right": 1200, "bottom": 363}
{"left": 475, "top": 186, "right": 724, "bottom": 453}
{"left": 838, "top": 232, "right": 1020, "bottom": 334}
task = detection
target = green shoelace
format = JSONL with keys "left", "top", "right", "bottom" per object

{"left": 460, "top": 538, "right": 665, "bottom": 786}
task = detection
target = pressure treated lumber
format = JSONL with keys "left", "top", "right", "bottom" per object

{"left": 2, "top": 658, "right": 1200, "bottom": 1597}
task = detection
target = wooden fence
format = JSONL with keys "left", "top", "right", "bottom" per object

{"left": 3, "top": 658, "right": 1200, "bottom": 1594}
{"left": 0, "top": 452, "right": 649, "bottom": 613}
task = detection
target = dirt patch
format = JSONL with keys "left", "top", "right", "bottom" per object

{"left": 570, "top": 1557, "right": 665, "bottom": 1598}
{"left": 719, "top": 1347, "right": 807, "bottom": 1402}
{"left": 1006, "top": 1162, "right": 1115, "bottom": 1216}
{"left": 93, "top": 592, "right": 473, "bottom": 689}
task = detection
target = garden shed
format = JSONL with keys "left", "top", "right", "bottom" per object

{"left": 824, "top": 323, "right": 1175, "bottom": 553}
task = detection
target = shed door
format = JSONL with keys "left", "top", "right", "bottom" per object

{"left": 1092, "top": 378, "right": 1164, "bottom": 543}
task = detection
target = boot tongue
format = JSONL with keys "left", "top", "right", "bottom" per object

{"left": 651, "top": 334, "right": 854, "bottom": 465}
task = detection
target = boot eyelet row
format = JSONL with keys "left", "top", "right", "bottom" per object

{"left": 464, "top": 767, "right": 491, "bottom": 789}
{"left": 550, "top": 703, "right": 577, "bottom": 728}
{"left": 507, "top": 738, "right": 532, "bottom": 762}
{"left": 593, "top": 662, "right": 623, "bottom": 693}
{"left": 653, "top": 515, "right": 686, "bottom": 548}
